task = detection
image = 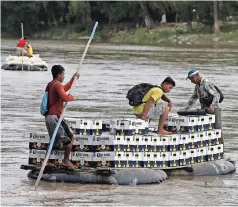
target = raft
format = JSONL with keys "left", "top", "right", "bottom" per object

{"left": 164, "top": 159, "right": 236, "bottom": 176}
{"left": 1, "top": 64, "right": 47, "bottom": 71}
{"left": 21, "top": 165, "right": 167, "bottom": 185}
{"left": 21, "top": 158, "right": 235, "bottom": 185}
{"left": 2, "top": 54, "right": 48, "bottom": 71}
{"left": 22, "top": 110, "right": 236, "bottom": 185}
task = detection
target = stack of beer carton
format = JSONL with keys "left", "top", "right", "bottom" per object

{"left": 166, "top": 114, "right": 223, "bottom": 166}
{"left": 28, "top": 114, "right": 223, "bottom": 169}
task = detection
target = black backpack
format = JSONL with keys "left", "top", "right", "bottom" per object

{"left": 126, "top": 83, "right": 160, "bottom": 106}
{"left": 214, "top": 85, "right": 224, "bottom": 103}
{"left": 199, "top": 84, "right": 224, "bottom": 107}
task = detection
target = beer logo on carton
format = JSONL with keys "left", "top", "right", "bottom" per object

{"left": 75, "top": 152, "right": 89, "bottom": 157}
{"left": 75, "top": 136, "right": 89, "bottom": 141}
{"left": 30, "top": 133, "right": 48, "bottom": 140}
{"left": 168, "top": 117, "right": 185, "bottom": 123}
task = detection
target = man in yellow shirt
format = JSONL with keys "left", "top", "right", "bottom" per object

{"left": 132, "top": 77, "right": 175, "bottom": 135}
{"left": 26, "top": 41, "right": 33, "bottom": 57}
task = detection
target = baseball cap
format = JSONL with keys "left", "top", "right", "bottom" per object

{"left": 186, "top": 68, "right": 199, "bottom": 80}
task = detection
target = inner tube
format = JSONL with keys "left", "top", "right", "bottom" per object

{"left": 1, "top": 64, "right": 47, "bottom": 71}
{"left": 27, "top": 168, "right": 167, "bottom": 185}
{"left": 164, "top": 159, "right": 236, "bottom": 176}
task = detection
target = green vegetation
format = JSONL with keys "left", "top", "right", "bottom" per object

{"left": 111, "top": 23, "right": 238, "bottom": 45}
{"left": 1, "top": 1, "right": 238, "bottom": 45}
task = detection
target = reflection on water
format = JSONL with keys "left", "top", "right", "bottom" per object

{"left": 1, "top": 39, "right": 238, "bottom": 206}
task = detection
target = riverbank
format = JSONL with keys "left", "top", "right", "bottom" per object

{"left": 4, "top": 22, "right": 238, "bottom": 46}
{"left": 111, "top": 23, "right": 238, "bottom": 46}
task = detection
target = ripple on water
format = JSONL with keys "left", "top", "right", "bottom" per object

{"left": 1, "top": 39, "right": 238, "bottom": 206}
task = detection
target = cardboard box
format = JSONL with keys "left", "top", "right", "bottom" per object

{"left": 197, "top": 131, "right": 208, "bottom": 148}
{"left": 132, "top": 152, "right": 144, "bottom": 168}
{"left": 151, "top": 135, "right": 162, "bottom": 152}
{"left": 91, "top": 119, "right": 103, "bottom": 135}
{"left": 169, "top": 151, "right": 180, "bottom": 167}
{"left": 179, "top": 150, "right": 191, "bottom": 166}
{"left": 179, "top": 134, "right": 191, "bottom": 151}
{"left": 115, "top": 119, "right": 136, "bottom": 136}
{"left": 143, "top": 152, "right": 162, "bottom": 168}
{"left": 206, "top": 130, "right": 214, "bottom": 146}
{"left": 71, "top": 151, "right": 94, "bottom": 167}
{"left": 208, "top": 129, "right": 222, "bottom": 146}
{"left": 196, "top": 147, "right": 207, "bottom": 163}
{"left": 114, "top": 135, "right": 125, "bottom": 152}
{"left": 167, "top": 115, "right": 198, "bottom": 133}
{"left": 161, "top": 152, "right": 170, "bottom": 168}
{"left": 92, "top": 134, "right": 117, "bottom": 152}
{"left": 77, "top": 119, "right": 93, "bottom": 135}
{"left": 207, "top": 144, "right": 223, "bottom": 161}
{"left": 206, "top": 114, "right": 215, "bottom": 130}
{"left": 72, "top": 135, "right": 93, "bottom": 152}
{"left": 197, "top": 115, "right": 208, "bottom": 131}
{"left": 143, "top": 135, "right": 153, "bottom": 152}
{"left": 29, "top": 142, "right": 49, "bottom": 150}
{"left": 64, "top": 117, "right": 82, "bottom": 129}
{"left": 160, "top": 135, "right": 170, "bottom": 152}
{"left": 92, "top": 152, "right": 140, "bottom": 168}
{"left": 29, "top": 133, "right": 50, "bottom": 143}
{"left": 133, "top": 119, "right": 149, "bottom": 135}
{"left": 113, "top": 118, "right": 149, "bottom": 136}
{"left": 28, "top": 149, "right": 65, "bottom": 165}
{"left": 216, "top": 144, "right": 224, "bottom": 160}
{"left": 124, "top": 135, "right": 136, "bottom": 152}
{"left": 113, "top": 152, "right": 134, "bottom": 168}
{"left": 64, "top": 118, "right": 92, "bottom": 135}
{"left": 169, "top": 134, "right": 180, "bottom": 152}
{"left": 109, "top": 119, "right": 117, "bottom": 135}
{"left": 93, "top": 151, "right": 117, "bottom": 167}
{"left": 91, "top": 134, "right": 126, "bottom": 152}
{"left": 133, "top": 135, "right": 145, "bottom": 152}
{"left": 189, "top": 133, "right": 198, "bottom": 149}
{"left": 189, "top": 149, "right": 197, "bottom": 164}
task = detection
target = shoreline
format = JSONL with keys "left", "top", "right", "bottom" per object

{"left": 2, "top": 23, "right": 238, "bottom": 47}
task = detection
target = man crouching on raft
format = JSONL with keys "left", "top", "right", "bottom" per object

{"left": 133, "top": 77, "right": 175, "bottom": 135}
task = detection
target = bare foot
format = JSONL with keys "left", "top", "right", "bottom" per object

{"left": 158, "top": 129, "right": 172, "bottom": 135}
{"left": 62, "top": 160, "right": 75, "bottom": 169}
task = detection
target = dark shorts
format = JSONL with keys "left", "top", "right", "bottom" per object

{"left": 45, "top": 115, "right": 73, "bottom": 149}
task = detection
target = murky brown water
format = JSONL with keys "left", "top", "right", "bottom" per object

{"left": 1, "top": 39, "right": 238, "bottom": 206}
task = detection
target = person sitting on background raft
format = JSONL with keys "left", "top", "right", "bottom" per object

{"left": 183, "top": 69, "right": 222, "bottom": 130}
{"left": 26, "top": 41, "right": 33, "bottom": 57}
{"left": 133, "top": 77, "right": 176, "bottom": 135}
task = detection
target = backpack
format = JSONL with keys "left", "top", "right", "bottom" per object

{"left": 214, "top": 85, "right": 224, "bottom": 103}
{"left": 40, "top": 81, "right": 56, "bottom": 116}
{"left": 126, "top": 83, "right": 160, "bottom": 106}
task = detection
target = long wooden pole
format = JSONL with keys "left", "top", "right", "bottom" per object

{"left": 21, "top": 23, "right": 24, "bottom": 71}
{"left": 34, "top": 22, "right": 98, "bottom": 189}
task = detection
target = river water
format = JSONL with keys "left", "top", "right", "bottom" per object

{"left": 1, "top": 39, "right": 238, "bottom": 206}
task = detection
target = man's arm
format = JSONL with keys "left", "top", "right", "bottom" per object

{"left": 63, "top": 78, "right": 74, "bottom": 92}
{"left": 161, "top": 94, "right": 172, "bottom": 109}
{"left": 185, "top": 87, "right": 198, "bottom": 110}
{"left": 63, "top": 73, "right": 80, "bottom": 92}
{"left": 55, "top": 83, "right": 74, "bottom": 102}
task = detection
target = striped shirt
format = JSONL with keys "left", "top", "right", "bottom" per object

{"left": 186, "top": 78, "right": 220, "bottom": 109}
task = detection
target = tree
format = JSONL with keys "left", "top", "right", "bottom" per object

{"left": 213, "top": 1, "right": 220, "bottom": 34}
{"left": 172, "top": 1, "right": 196, "bottom": 32}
